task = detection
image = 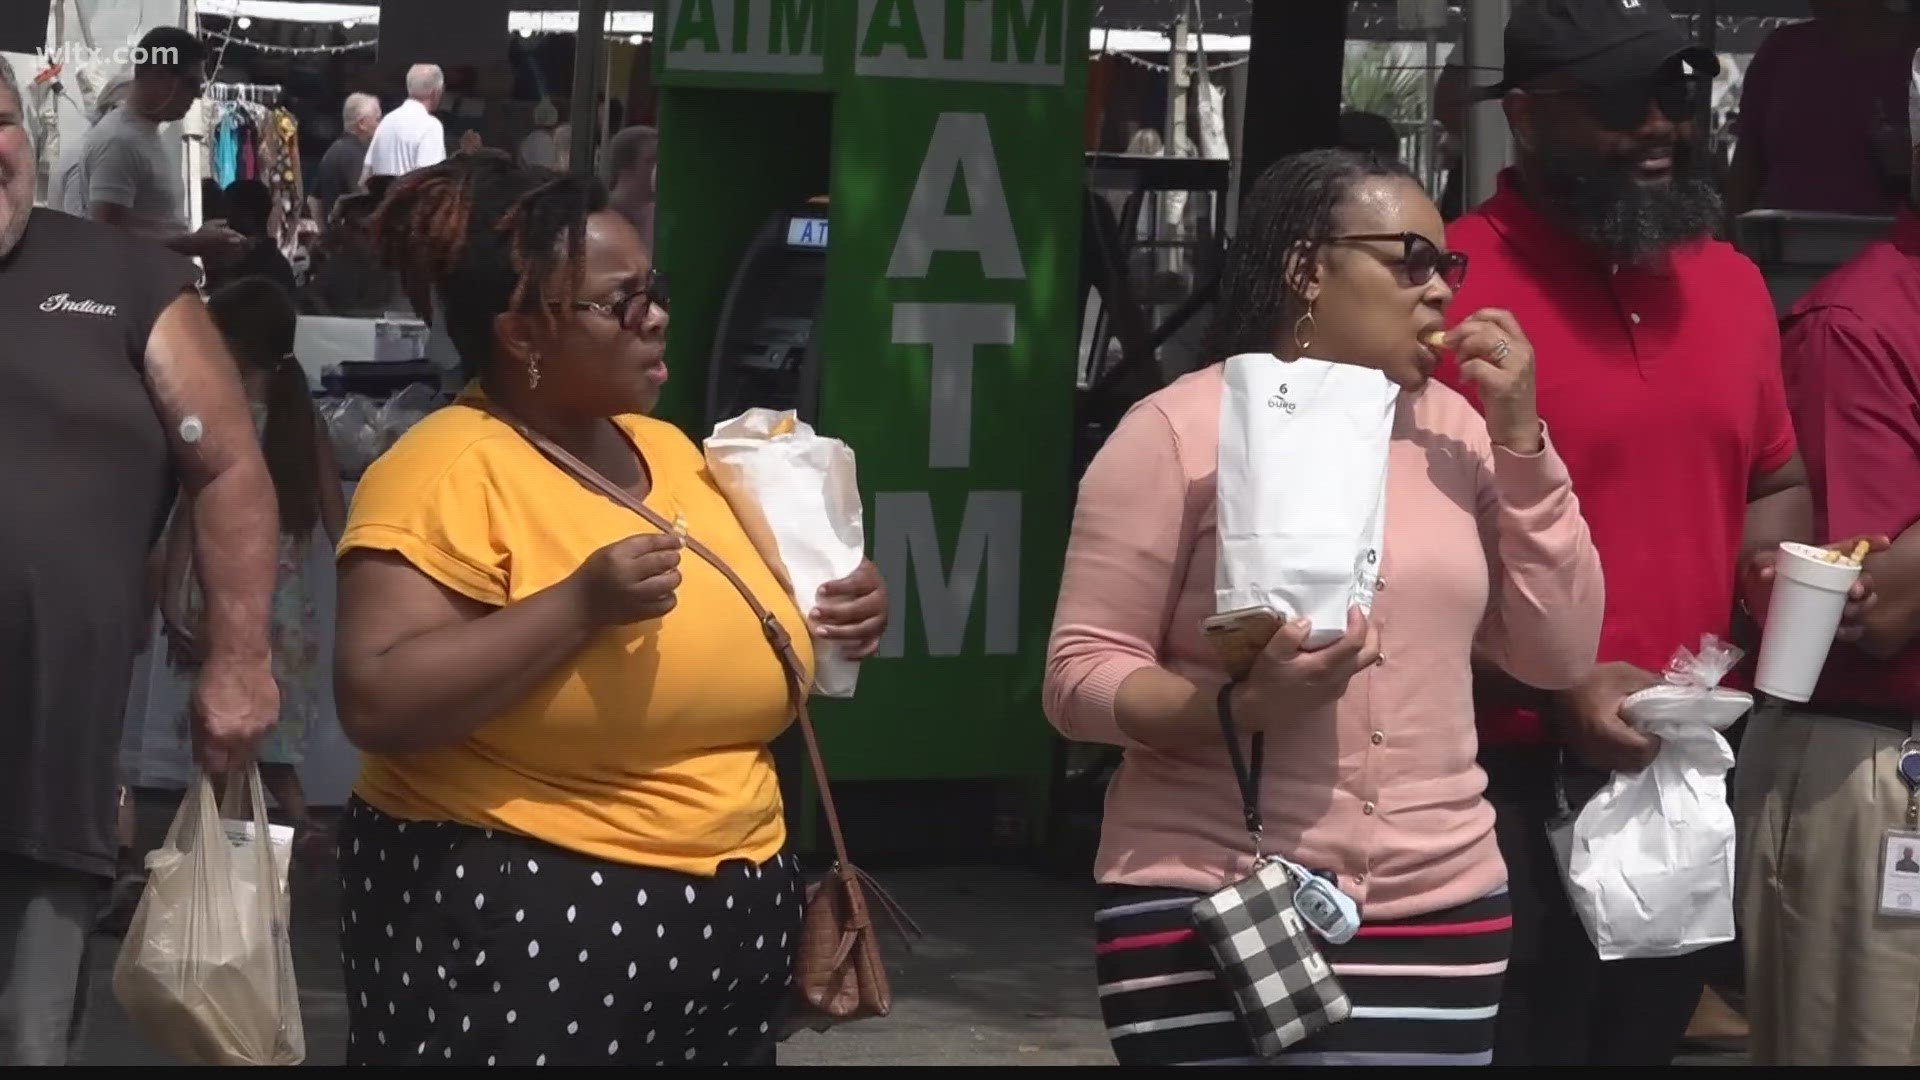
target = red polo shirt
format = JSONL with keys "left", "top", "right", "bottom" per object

{"left": 1780, "top": 210, "right": 1920, "bottom": 713}
{"left": 1443, "top": 171, "right": 1798, "bottom": 745}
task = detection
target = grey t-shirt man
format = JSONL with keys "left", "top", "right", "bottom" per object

{"left": 77, "top": 103, "right": 184, "bottom": 238}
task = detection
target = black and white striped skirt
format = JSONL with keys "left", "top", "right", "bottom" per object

{"left": 1095, "top": 885, "right": 1511, "bottom": 1065}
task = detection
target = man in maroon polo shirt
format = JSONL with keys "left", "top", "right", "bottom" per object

{"left": 1440, "top": 0, "right": 1877, "bottom": 1065}
{"left": 1735, "top": 52, "right": 1920, "bottom": 1067}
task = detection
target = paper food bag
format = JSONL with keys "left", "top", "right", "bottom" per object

{"left": 705, "top": 409, "right": 867, "bottom": 698}
{"left": 1215, "top": 354, "right": 1399, "bottom": 648}
{"left": 1549, "top": 636, "right": 1752, "bottom": 961}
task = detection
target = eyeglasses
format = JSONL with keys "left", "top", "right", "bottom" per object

{"left": 572, "top": 269, "right": 669, "bottom": 329}
{"left": 1327, "top": 232, "right": 1469, "bottom": 290}
{"left": 1525, "top": 76, "right": 1707, "bottom": 132}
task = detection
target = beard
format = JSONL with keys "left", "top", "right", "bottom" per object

{"left": 1527, "top": 132, "right": 1723, "bottom": 264}
{"left": 0, "top": 188, "right": 29, "bottom": 262}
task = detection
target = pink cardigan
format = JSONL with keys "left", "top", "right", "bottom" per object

{"left": 1045, "top": 364, "right": 1604, "bottom": 920}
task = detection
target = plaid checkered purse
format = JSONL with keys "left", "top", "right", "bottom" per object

{"left": 1189, "top": 686, "right": 1352, "bottom": 1057}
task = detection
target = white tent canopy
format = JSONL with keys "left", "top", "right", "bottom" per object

{"left": 196, "top": 0, "right": 1240, "bottom": 52}
{"left": 195, "top": 1, "right": 659, "bottom": 35}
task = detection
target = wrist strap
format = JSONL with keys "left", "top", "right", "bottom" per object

{"left": 1216, "top": 683, "right": 1264, "bottom": 844}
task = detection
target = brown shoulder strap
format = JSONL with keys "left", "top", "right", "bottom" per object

{"left": 472, "top": 402, "right": 859, "bottom": 874}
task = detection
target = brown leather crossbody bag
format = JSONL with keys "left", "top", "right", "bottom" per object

{"left": 474, "top": 403, "right": 916, "bottom": 1030}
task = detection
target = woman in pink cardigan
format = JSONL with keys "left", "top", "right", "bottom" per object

{"left": 1045, "top": 149, "right": 1605, "bottom": 1066}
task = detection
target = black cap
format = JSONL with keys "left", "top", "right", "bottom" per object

{"left": 1489, "top": 0, "right": 1720, "bottom": 94}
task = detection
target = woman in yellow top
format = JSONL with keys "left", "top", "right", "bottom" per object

{"left": 331, "top": 151, "right": 888, "bottom": 1068}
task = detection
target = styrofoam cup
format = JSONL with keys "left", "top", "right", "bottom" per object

{"left": 1753, "top": 541, "right": 1861, "bottom": 703}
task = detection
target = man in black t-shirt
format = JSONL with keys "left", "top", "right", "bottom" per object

{"left": 309, "top": 91, "right": 382, "bottom": 225}
{"left": 0, "top": 59, "right": 282, "bottom": 1066}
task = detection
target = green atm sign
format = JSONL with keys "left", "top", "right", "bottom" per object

{"left": 661, "top": 0, "right": 831, "bottom": 77}
{"left": 653, "top": 0, "right": 1089, "bottom": 795}
{"left": 661, "top": 0, "right": 1070, "bottom": 86}
{"left": 854, "top": 0, "right": 1067, "bottom": 85}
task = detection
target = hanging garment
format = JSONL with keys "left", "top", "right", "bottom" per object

{"left": 213, "top": 104, "right": 243, "bottom": 188}
{"left": 264, "top": 107, "right": 305, "bottom": 259}
{"left": 239, "top": 103, "right": 261, "bottom": 182}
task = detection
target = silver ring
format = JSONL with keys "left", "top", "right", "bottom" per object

{"left": 1491, "top": 339, "right": 1512, "bottom": 361}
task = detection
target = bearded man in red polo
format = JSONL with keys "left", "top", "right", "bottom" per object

{"left": 1441, "top": 0, "right": 1879, "bottom": 1066}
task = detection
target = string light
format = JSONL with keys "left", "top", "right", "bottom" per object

{"left": 201, "top": 28, "right": 376, "bottom": 55}
{"left": 1102, "top": 50, "right": 1247, "bottom": 74}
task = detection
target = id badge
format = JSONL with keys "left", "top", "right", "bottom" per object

{"left": 1878, "top": 829, "right": 1920, "bottom": 918}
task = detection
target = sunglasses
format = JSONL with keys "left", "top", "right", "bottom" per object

{"left": 1327, "top": 232, "right": 1469, "bottom": 290}
{"left": 572, "top": 268, "right": 670, "bottom": 329}
{"left": 1527, "top": 76, "right": 1708, "bottom": 132}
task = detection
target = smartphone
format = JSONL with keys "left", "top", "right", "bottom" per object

{"left": 1201, "top": 606, "right": 1285, "bottom": 681}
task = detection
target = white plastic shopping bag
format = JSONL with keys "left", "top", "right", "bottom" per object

{"left": 112, "top": 768, "right": 305, "bottom": 1065}
{"left": 1548, "top": 636, "right": 1754, "bottom": 961}
{"left": 705, "top": 408, "right": 867, "bottom": 697}
{"left": 1215, "top": 354, "right": 1398, "bottom": 647}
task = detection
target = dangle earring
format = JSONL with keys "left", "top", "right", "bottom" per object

{"left": 527, "top": 351, "right": 542, "bottom": 390}
{"left": 1292, "top": 304, "right": 1317, "bottom": 355}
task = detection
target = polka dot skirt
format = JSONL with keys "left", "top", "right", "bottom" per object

{"left": 337, "top": 799, "right": 801, "bottom": 1066}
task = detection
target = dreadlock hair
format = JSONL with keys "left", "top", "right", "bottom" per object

{"left": 1200, "top": 148, "right": 1418, "bottom": 364}
{"left": 370, "top": 148, "right": 609, "bottom": 379}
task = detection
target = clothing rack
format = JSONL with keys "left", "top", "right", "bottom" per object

{"left": 192, "top": 83, "right": 295, "bottom": 240}
{"left": 206, "top": 82, "right": 283, "bottom": 106}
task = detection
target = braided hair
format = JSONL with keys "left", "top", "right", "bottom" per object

{"left": 371, "top": 149, "right": 609, "bottom": 378}
{"left": 1200, "top": 148, "right": 1417, "bottom": 364}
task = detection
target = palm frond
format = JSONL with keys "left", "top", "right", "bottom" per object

{"left": 1342, "top": 43, "right": 1429, "bottom": 124}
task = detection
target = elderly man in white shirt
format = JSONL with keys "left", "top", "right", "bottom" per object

{"left": 363, "top": 63, "right": 448, "bottom": 181}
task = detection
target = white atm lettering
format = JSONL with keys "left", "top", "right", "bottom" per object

{"left": 874, "top": 109, "right": 1030, "bottom": 660}
{"left": 891, "top": 302, "right": 1016, "bottom": 469}
{"left": 875, "top": 491, "right": 1022, "bottom": 657}
{"left": 886, "top": 112, "right": 1024, "bottom": 280}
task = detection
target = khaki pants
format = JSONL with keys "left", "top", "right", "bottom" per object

{"left": 1736, "top": 709, "right": 1920, "bottom": 1065}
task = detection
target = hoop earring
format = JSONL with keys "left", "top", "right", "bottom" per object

{"left": 1292, "top": 308, "right": 1317, "bottom": 354}
{"left": 527, "top": 352, "right": 542, "bottom": 390}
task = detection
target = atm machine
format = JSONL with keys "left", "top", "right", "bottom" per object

{"left": 704, "top": 204, "right": 832, "bottom": 427}
{"left": 701, "top": 203, "right": 832, "bottom": 843}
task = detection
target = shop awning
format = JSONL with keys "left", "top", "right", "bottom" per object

{"left": 197, "top": 0, "right": 1254, "bottom": 53}
{"left": 195, "top": 0, "right": 1812, "bottom": 52}
{"left": 195, "top": 0, "right": 657, "bottom": 35}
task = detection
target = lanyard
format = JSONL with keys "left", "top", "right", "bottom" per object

{"left": 1216, "top": 683, "right": 1266, "bottom": 849}
{"left": 1900, "top": 719, "right": 1920, "bottom": 831}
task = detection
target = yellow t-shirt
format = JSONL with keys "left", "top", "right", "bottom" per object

{"left": 337, "top": 393, "right": 813, "bottom": 876}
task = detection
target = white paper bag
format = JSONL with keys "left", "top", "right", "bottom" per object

{"left": 223, "top": 819, "right": 297, "bottom": 893}
{"left": 1215, "top": 354, "right": 1398, "bottom": 648}
{"left": 1549, "top": 636, "right": 1752, "bottom": 961}
{"left": 704, "top": 409, "right": 867, "bottom": 697}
